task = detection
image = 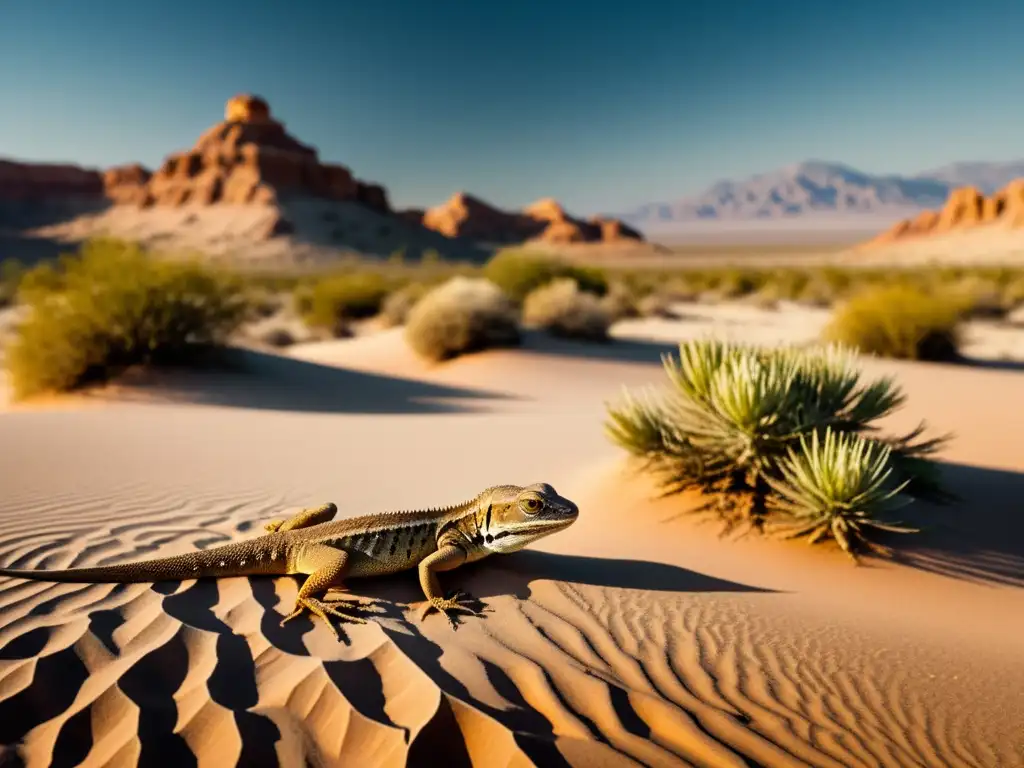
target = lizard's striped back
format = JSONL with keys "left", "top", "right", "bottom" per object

{"left": 299, "top": 502, "right": 475, "bottom": 577}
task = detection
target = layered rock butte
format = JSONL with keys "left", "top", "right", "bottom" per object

{"left": 1, "top": 94, "right": 642, "bottom": 260}
{"left": 865, "top": 180, "right": 1024, "bottom": 246}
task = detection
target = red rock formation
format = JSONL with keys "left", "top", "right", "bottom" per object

{"left": 0, "top": 159, "right": 104, "bottom": 201}
{"left": 102, "top": 94, "right": 388, "bottom": 213}
{"left": 866, "top": 180, "right": 1024, "bottom": 246}
{"left": 421, "top": 193, "right": 537, "bottom": 241}
{"left": 3, "top": 94, "right": 641, "bottom": 252}
{"left": 417, "top": 192, "right": 643, "bottom": 244}
{"left": 102, "top": 164, "right": 152, "bottom": 205}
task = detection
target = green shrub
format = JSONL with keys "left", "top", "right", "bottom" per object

{"left": 702, "top": 269, "right": 761, "bottom": 300}
{"left": 599, "top": 280, "right": 641, "bottom": 320}
{"left": 822, "top": 284, "right": 963, "bottom": 361}
{"left": 0, "top": 259, "right": 25, "bottom": 308}
{"left": 378, "top": 283, "right": 429, "bottom": 328}
{"left": 482, "top": 250, "right": 607, "bottom": 302}
{"left": 522, "top": 278, "right": 613, "bottom": 341}
{"left": 5, "top": 240, "right": 248, "bottom": 400}
{"left": 300, "top": 271, "right": 391, "bottom": 331}
{"left": 1002, "top": 275, "right": 1024, "bottom": 310}
{"left": 404, "top": 277, "right": 520, "bottom": 361}
{"left": 605, "top": 339, "right": 951, "bottom": 560}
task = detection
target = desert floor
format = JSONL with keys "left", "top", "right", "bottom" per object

{"left": 0, "top": 304, "right": 1022, "bottom": 767}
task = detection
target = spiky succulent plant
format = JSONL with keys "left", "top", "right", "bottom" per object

{"left": 605, "top": 338, "right": 951, "bottom": 557}
{"left": 764, "top": 428, "right": 917, "bottom": 561}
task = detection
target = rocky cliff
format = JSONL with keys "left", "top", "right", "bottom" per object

{"left": 866, "top": 180, "right": 1024, "bottom": 245}
{"left": 2, "top": 93, "right": 644, "bottom": 263}
{"left": 418, "top": 193, "right": 643, "bottom": 245}
{"left": 0, "top": 159, "right": 104, "bottom": 201}
{"left": 103, "top": 94, "right": 390, "bottom": 212}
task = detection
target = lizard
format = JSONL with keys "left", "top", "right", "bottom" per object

{"left": 0, "top": 483, "right": 579, "bottom": 639}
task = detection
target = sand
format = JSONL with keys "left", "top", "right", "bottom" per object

{"left": 1, "top": 312, "right": 1023, "bottom": 767}
{"left": 840, "top": 226, "right": 1024, "bottom": 267}
{"left": 12, "top": 198, "right": 490, "bottom": 267}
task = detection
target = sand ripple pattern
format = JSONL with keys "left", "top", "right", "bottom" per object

{"left": 0, "top": 496, "right": 1020, "bottom": 768}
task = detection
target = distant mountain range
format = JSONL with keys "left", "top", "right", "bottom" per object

{"left": 614, "top": 160, "right": 1024, "bottom": 229}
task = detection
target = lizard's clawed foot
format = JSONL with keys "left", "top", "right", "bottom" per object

{"left": 264, "top": 519, "right": 285, "bottom": 533}
{"left": 418, "top": 590, "right": 488, "bottom": 630}
{"left": 281, "top": 596, "right": 369, "bottom": 641}
{"left": 323, "top": 592, "right": 388, "bottom": 614}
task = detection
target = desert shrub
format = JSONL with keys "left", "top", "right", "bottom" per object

{"left": 5, "top": 239, "right": 248, "bottom": 400}
{"left": 1001, "top": 275, "right": 1024, "bottom": 310}
{"left": 378, "top": 282, "right": 429, "bottom": 328}
{"left": 483, "top": 250, "right": 607, "bottom": 303}
{"left": 244, "top": 286, "right": 287, "bottom": 321}
{"left": 701, "top": 269, "right": 762, "bottom": 301}
{"left": 15, "top": 260, "right": 66, "bottom": 300}
{"left": 943, "top": 275, "right": 1009, "bottom": 319}
{"left": 300, "top": 271, "right": 391, "bottom": 330}
{"left": 522, "top": 278, "right": 613, "bottom": 341}
{"left": 822, "top": 284, "right": 963, "bottom": 361}
{"left": 0, "top": 259, "right": 26, "bottom": 308}
{"left": 405, "top": 277, "right": 520, "bottom": 361}
{"left": 605, "top": 339, "right": 952, "bottom": 560}
{"left": 599, "top": 280, "right": 641, "bottom": 320}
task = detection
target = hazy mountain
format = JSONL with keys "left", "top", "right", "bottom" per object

{"left": 616, "top": 159, "right": 1024, "bottom": 228}
{"left": 912, "top": 161, "right": 1024, "bottom": 191}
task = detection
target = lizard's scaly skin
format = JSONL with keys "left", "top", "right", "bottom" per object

{"left": 0, "top": 483, "right": 579, "bottom": 637}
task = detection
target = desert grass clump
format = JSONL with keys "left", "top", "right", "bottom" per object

{"left": 522, "top": 278, "right": 613, "bottom": 342}
{"left": 0, "top": 259, "right": 26, "bottom": 309}
{"left": 483, "top": 250, "right": 607, "bottom": 303}
{"left": 378, "top": 282, "right": 429, "bottom": 328}
{"left": 822, "top": 284, "right": 963, "bottom": 361}
{"left": 5, "top": 239, "right": 248, "bottom": 400}
{"left": 605, "top": 339, "right": 951, "bottom": 560}
{"left": 404, "top": 277, "right": 520, "bottom": 361}
{"left": 299, "top": 271, "right": 391, "bottom": 333}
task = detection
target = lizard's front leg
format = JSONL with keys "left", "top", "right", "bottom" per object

{"left": 265, "top": 503, "right": 338, "bottom": 533}
{"left": 417, "top": 541, "right": 486, "bottom": 629}
{"left": 280, "top": 544, "right": 372, "bottom": 640}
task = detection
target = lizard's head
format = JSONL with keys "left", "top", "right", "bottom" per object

{"left": 482, "top": 483, "right": 579, "bottom": 554}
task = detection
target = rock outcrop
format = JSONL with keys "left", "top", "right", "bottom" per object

{"left": 3, "top": 93, "right": 643, "bottom": 263}
{"left": 866, "top": 180, "right": 1024, "bottom": 245}
{"left": 102, "top": 93, "right": 390, "bottom": 212}
{"left": 0, "top": 159, "right": 104, "bottom": 201}
{"left": 417, "top": 192, "right": 643, "bottom": 245}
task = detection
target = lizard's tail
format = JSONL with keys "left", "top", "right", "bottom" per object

{"left": 0, "top": 538, "right": 287, "bottom": 584}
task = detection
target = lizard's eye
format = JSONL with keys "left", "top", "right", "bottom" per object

{"left": 521, "top": 498, "right": 542, "bottom": 514}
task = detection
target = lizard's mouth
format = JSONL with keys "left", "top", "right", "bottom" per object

{"left": 491, "top": 519, "right": 575, "bottom": 541}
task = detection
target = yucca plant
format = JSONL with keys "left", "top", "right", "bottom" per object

{"left": 608, "top": 340, "right": 812, "bottom": 530}
{"left": 764, "top": 429, "right": 917, "bottom": 561}
{"left": 605, "top": 338, "right": 952, "bottom": 550}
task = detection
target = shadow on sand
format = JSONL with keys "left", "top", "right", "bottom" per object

{"left": 893, "top": 461, "right": 1024, "bottom": 588}
{"left": 517, "top": 331, "right": 679, "bottom": 366}
{"left": 959, "top": 356, "right": 1024, "bottom": 373}
{"left": 0, "top": 551, "right": 774, "bottom": 765}
{"left": 99, "top": 347, "right": 518, "bottom": 415}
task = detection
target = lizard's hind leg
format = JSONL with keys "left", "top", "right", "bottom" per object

{"left": 265, "top": 502, "right": 338, "bottom": 533}
{"left": 280, "top": 544, "right": 374, "bottom": 641}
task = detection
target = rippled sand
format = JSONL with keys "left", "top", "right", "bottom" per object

{"left": 1, "top": 329, "right": 1022, "bottom": 767}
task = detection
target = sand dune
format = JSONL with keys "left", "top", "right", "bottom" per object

{"left": 1, "top": 324, "right": 1023, "bottom": 767}
{"left": 840, "top": 226, "right": 1024, "bottom": 266}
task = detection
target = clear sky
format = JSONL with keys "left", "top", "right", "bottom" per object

{"left": 2, "top": 0, "right": 1023, "bottom": 214}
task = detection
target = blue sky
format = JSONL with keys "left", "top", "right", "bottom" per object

{"left": 2, "top": 0, "right": 1023, "bottom": 214}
